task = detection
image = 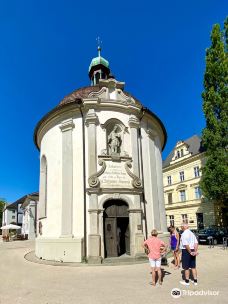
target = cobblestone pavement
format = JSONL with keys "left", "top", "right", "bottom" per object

{"left": 0, "top": 240, "right": 227, "bottom": 304}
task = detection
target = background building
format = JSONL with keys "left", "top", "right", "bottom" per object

{"left": 2, "top": 200, "right": 23, "bottom": 227}
{"left": 34, "top": 49, "right": 169, "bottom": 263}
{"left": 163, "top": 135, "right": 216, "bottom": 230}
{"left": 2, "top": 192, "right": 38, "bottom": 239}
{"left": 21, "top": 192, "right": 38, "bottom": 239}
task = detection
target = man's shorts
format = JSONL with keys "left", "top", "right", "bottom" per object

{"left": 182, "top": 249, "right": 196, "bottom": 270}
{"left": 149, "top": 258, "right": 161, "bottom": 268}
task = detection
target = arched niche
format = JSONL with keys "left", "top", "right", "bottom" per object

{"left": 102, "top": 118, "right": 128, "bottom": 156}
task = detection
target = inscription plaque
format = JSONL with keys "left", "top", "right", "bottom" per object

{"left": 100, "top": 161, "right": 132, "bottom": 188}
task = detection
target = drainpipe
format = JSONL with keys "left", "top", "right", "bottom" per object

{"left": 34, "top": 199, "right": 37, "bottom": 236}
{"left": 78, "top": 100, "right": 87, "bottom": 261}
{"left": 139, "top": 108, "right": 148, "bottom": 239}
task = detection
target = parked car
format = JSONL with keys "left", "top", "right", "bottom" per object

{"left": 191, "top": 229, "right": 199, "bottom": 235}
{"left": 197, "top": 229, "right": 227, "bottom": 245}
{"left": 191, "top": 229, "right": 199, "bottom": 241}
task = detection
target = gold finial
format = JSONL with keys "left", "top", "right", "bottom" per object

{"left": 96, "top": 36, "right": 102, "bottom": 57}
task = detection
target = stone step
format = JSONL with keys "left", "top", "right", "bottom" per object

{"left": 102, "top": 254, "right": 147, "bottom": 265}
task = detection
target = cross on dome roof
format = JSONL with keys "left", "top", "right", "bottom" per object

{"left": 96, "top": 36, "right": 102, "bottom": 57}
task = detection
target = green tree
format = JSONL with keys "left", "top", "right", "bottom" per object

{"left": 0, "top": 198, "right": 6, "bottom": 226}
{"left": 200, "top": 17, "right": 228, "bottom": 226}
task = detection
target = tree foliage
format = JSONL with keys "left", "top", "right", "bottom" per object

{"left": 200, "top": 17, "right": 228, "bottom": 209}
{"left": 0, "top": 198, "right": 6, "bottom": 225}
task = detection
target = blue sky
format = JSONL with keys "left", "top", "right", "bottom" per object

{"left": 0, "top": 0, "right": 227, "bottom": 202}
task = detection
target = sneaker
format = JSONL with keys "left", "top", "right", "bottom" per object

{"left": 190, "top": 280, "right": 198, "bottom": 286}
{"left": 179, "top": 281, "right": 190, "bottom": 286}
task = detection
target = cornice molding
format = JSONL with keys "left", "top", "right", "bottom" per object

{"left": 164, "top": 176, "right": 201, "bottom": 188}
{"left": 59, "top": 119, "right": 75, "bottom": 132}
{"left": 163, "top": 152, "right": 205, "bottom": 172}
{"left": 165, "top": 201, "right": 201, "bottom": 210}
{"left": 128, "top": 208, "right": 142, "bottom": 213}
{"left": 85, "top": 110, "right": 99, "bottom": 126}
{"left": 86, "top": 187, "right": 143, "bottom": 194}
{"left": 128, "top": 115, "right": 140, "bottom": 129}
{"left": 176, "top": 184, "right": 188, "bottom": 190}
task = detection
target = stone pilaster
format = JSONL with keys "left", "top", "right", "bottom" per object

{"left": 87, "top": 194, "right": 102, "bottom": 263}
{"left": 146, "top": 129, "right": 161, "bottom": 231}
{"left": 128, "top": 115, "right": 140, "bottom": 177}
{"left": 98, "top": 209, "right": 105, "bottom": 258}
{"left": 85, "top": 109, "right": 99, "bottom": 176}
{"left": 154, "top": 136, "right": 168, "bottom": 232}
{"left": 129, "top": 208, "right": 144, "bottom": 256}
{"left": 60, "top": 119, "right": 75, "bottom": 237}
{"left": 128, "top": 115, "right": 144, "bottom": 256}
{"left": 85, "top": 110, "right": 102, "bottom": 263}
{"left": 39, "top": 156, "right": 47, "bottom": 219}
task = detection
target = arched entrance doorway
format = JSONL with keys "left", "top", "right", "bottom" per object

{"left": 103, "top": 200, "right": 130, "bottom": 258}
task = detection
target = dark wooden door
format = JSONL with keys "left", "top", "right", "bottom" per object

{"left": 196, "top": 213, "right": 204, "bottom": 229}
{"left": 104, "top": 218, "right": 118, "bottom": 257}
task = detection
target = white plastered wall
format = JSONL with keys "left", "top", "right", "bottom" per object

{"left": 72, "top": 116, "right": 85, "bottom": 238}
{"left": 39, "top": 124, "right": 62, "bottom": 237}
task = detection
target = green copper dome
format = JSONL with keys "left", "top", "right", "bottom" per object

{"left": 88, "top": 45, "right": 111, "bottom": 85}
{"left": 88, "top": 55, "right": 109, "bottom": 72}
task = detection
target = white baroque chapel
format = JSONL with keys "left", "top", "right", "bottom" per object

{"left": 34, "top": 47, "right": 168, "bottom": 263}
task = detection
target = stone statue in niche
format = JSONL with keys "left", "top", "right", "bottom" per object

{"left": 108, "top": 125, "right": 122, "bottom": 154}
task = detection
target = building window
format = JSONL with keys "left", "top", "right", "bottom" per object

{"left": 181, "top": 214, "right": 188, "bottom": 223}
{"left": 181, "top": 149, "right": 184, "bottom": 157}
{"left": 169, "top": 215, "right": 175, "bottom": 226}
{"left": 167, "top": 176, "right": 172, "bottom": 185}
{"left": 95, "top": 72, "right": 100, "bottom": 85}
{"left": 179, "top": 171, "right": 185, "bottom": 181}
{"left": 194, "top": 166, "right": 200, "bottom": 177}
{"left": 168, "top": 193, "right": 173, "bottom": 204}
{"left": 177, "top": 150, "right": 180, "bottom": 158}
{"left": 12, "top": 216, "right": 15, "bottom": 219}
{"left": 195, "top": 186, "right": 202, "bottom": 199}
{"left": 180, "top": 190, "right": 186, "bottom": 202}
{"left": 12, "top": 210, "right": 15, "bottom": 214}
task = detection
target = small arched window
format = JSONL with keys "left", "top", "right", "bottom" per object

{"left": 95, "top": 72, "right": 100, "bottom": 84}
{"left": 39, "top": 155, "right": 47, "bottom": 218}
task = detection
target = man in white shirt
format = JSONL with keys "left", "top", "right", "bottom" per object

{"left": 179, "top": 223, "right": 198, "bottom": 286}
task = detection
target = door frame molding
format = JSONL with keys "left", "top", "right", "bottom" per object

{"left": 100, "top": 195, "right": 132, "bottom": 258}
{"left": 99, "top": 194, "right": 133, "bottom": 210}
